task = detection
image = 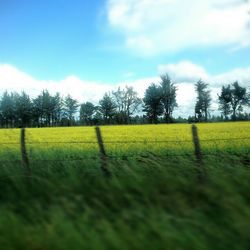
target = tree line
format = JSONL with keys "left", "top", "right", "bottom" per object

{"left": 0, "top": 75, "right": 249, "bottom": 128}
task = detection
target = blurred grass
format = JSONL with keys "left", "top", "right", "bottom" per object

{"left": 0, "top": 155, "right": 249, "bottom": 250}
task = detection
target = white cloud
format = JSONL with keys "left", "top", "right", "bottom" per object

{"left": 158, "top": 61, "right": 209, "bottom": 83}
{"left": 0, "top": 62, "right": 249, "bottom": 118}
{"left": 107, "top": 0, "right": 250, "bottom": 55}
{"left": 0, "top": 64, "right": 157, "bottom": 103}
{"left": 158, "top": 61, "right": 250, "bottom": 88}
{"left": 0, "top": 64, "right": 113, "bottom": 103}
{"left": 212, "top": 67, "right": 250, "bottom": 86}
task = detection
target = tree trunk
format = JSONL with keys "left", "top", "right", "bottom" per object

{"left": 232, "top": 108, "right": 236, "bottom": 121}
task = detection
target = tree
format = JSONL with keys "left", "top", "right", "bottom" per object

{"left": 112, "top": 86, "right": 141, "bottom": 124}
{"left": 32, "top": 93, "right": 43, "bottom": 127}
{"left": 42, "top": 90, "right": 54, "bottom": 126}
{"left": 80, "top": 102, "right": 96, "bottom": 125}
{"left": 63, "top": 95, "right": 79, "bottom": 126}
{"left": 15, "top": 91, "right": 33, "bottom": 127}
{"left": 99, "top": 93, "right": 116, "bottom": 124}
{"left": 51, "top": 93, "right": 63, "bottom": 126}
{"left": 230, "top": 81, "right": 249, "bottom": 120}
{"left": 112, "top": 87, "right": 126, "bottom": 124}
{"left": 92, "top": 109, "right": 103, "bottom": 125}
{"left": 160, "top": 74, "right": 178, "bottom": 123}
{"left": 32, "top": 90, "right": 54, "bottom": 126}
{"left": 123, "top": 86, "right": 141, "bottom": 123}
{"left": 0, "top": 91, "right": 16, "bottom": 127}
{"left": 218, "top": 85, "right": 232, "bottom": 120}
{"left": 195, "top": 80, "right": 211, "bottom": 122}
{"left": 143, "top": 83, "right": 164, "bottom": 123}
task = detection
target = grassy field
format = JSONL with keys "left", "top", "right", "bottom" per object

{"left": 0, "top": 122, "right": 249, "bottom": 249}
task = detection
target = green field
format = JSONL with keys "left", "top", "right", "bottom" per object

{"left": 0, "top": 122, "right": 249, "bottom": 250}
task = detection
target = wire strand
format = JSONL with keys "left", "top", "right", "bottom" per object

{"left": 0, "top": 137, "right": 249, "bottom": 145}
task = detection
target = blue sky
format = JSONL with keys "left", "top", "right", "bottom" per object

{"left": 0, "top": 0, "right": 250, "bottom": 116}
{"left": 1, "top": 0, "right": 250, "bottom": 82}
{"left": 0, "top": 0, "right": 151, "bottom": 82}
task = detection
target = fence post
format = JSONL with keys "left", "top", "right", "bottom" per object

{"left": 191, "top": 124, "right": 206, "bottom": 181}
{"left": 192, "top": 125, "right": 202, "bottom": 163}
{"left": 20, "top": 128, "right": 32, "bottom": 179}
{"left": 95, "top": 126, "right": 111, "bottom": 177}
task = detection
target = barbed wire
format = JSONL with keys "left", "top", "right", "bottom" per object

{"left": 0, "top": 137, "right": 249, "bottom": 146}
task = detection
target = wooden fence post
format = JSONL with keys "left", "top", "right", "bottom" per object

{"left": 191, "top": 124, "right": 206, "bottom": 181}
{"left": 20, "top": 128, "right": 32, "bottom": 179}
{"left": 95, "top": 126, "right": 111, "bottom": 177}
{"left": 192, "top": 125, "right": 202, "bottom": 163}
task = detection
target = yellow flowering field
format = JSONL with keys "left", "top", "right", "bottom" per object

{"left": 0, "top": 122, "right": 249, "bottom": 161}
{"left": 26, "top": 127, "right": 99, "bottom": 160}
{"left": 0, "top": 129, "right": 21, "bottom": 160}
{"left": 101, "top": 124, "right": 193, "bottom": 157}
{"left": 197, "top": 122, "right": 250, "bottom": 154}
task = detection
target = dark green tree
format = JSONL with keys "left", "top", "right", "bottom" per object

{"left": 15, "top": 91, "right": 33, "bottom": 127}
{"left": 143, "top": 83, "right": 164, "bottom": 123}
{"left": 99, "top": 93, "right": 116, "bottom": 124}
{"left": 51, "top": 93, "right": 63, "bottom": 126}
{"left": 230, "top": 81, "right": 249, "bottom": 120}
{"left": 32, "top": 93, "right": 43, "bottom": 127}
{"left": 32, "top": 90, "right": 54, "bottom": 126}
{"left": 63, "top": 95, "right": 79, "bottom": 126}
{"left": 41, "top": 90, "right": 53, "bottom": 126}
{"left": 0, "top": 91, "right": 16, "bottom": 127}
{"left": 160, "top": 74, "right": 178, "bottom": 123}
{"left": 195, "top": 80, "right": 211, "bottom": 122}
{"left": 218, "top": 85, "right": 232, "bottom": 120}
{"left": 80, "top": 102, "right": 96, "bottom": 125}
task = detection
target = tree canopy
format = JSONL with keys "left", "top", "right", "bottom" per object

{"left": 0, "top": 77, "right": 249, "bottom": 128}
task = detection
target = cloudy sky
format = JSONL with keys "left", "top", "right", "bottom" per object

{"left": 0, "top": 0, "right": 250, "bottom": 117}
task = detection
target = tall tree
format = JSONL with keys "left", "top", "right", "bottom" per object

{"left": 0, "top": 91, "right": 16, "bottom": 127}
{"left": 112, "top": 87, "right": 124, "bottom": 113}
{"left": 42, "top": 90, "right": 53, "bottom": 126}
{"left": 112, "top": 86, "right": 141, "bottom": 124}
{"left": 51, "top": 93, "right": 63, "bottom": 126}
{"left": 32, "top": 93, "right": 43, "bottom": 127}
{"left": 124, "top": 86, "right": 141, "bottom": 122}
{"left": 99, "top": 93, "right": 116, "bottom": 124}
{"left": 80, "top": 102, "right": 96, "bottom": 125}
{"left": 195, "top": 80, "right": 211, "bottom": 122}
{"left": 230, "top": 81, "right": 249, "bottom": 120}
{"left": 32, "top": 90, "right": 54, "bottom": 126}
{"left": 160, "top": 74, "right": 178, "bottom": 123}
{"left": 218, "top": 85, "right": 232, "bottom": 120}
{"left": 63, "top": 95, "right": 79, "bottom": 126}
{"left": 15, "top": 91, "right": 33, "bottom": 127}
{"left": 143, "top": 83, "right": 164, "bottom": 123}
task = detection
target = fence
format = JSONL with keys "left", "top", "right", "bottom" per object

{"left": 0, "top": 125, "right": 249, "bottom": 178}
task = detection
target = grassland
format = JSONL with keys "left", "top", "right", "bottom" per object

{"left": 0, "top": 122, "right": 249, "bottom": 250}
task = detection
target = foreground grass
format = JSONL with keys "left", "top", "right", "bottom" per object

{"left": 0, "top": 155, "right": 249, "bottom": 250}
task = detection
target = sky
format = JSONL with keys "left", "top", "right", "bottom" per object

{"left": 0, "top": 0, "right": 250, "bottom": 117}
